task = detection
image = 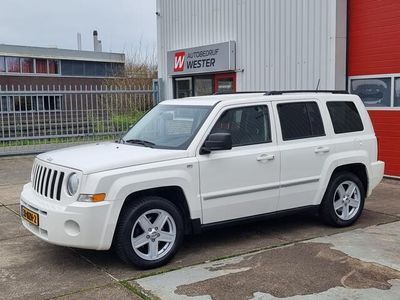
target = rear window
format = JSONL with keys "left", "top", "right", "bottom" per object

{"left": 327, "top": 101, "right": 364, "bottom": 134}
{"left": 278, "top": 102, "right": 325, "bottom": 141}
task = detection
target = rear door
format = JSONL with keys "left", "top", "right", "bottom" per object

{"left": 197, "top": 103, "right": 280, "bottom": 224}
{"left": 273, "top": 99, "right": 334, "bottom": 210}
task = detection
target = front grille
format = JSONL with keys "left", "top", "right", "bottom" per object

{"left": 32, "top": 162, "right": 65, "bottom": 201}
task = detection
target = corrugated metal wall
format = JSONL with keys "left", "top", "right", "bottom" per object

{"left": 157, "top": 0, "right": 347, "bottom": 99}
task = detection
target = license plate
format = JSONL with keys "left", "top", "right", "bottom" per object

{"left": 21, "top": 206, "right": 39, "bottom": 226}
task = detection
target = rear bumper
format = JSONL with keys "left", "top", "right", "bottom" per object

{"left": 368, "top": 160, "right": 385, "bottom": 196}
{"left": 20, "top": 183, "right": 116, "bottom": 250}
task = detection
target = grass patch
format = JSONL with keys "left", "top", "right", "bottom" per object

{"left": 119, "top": 280, "right": 153, "bottom": 300}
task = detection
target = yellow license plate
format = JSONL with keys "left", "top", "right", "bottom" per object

{"left": 21, "top": 206, "right": 39, "bottom": 226}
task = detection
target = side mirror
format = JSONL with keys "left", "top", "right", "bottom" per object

{"left": 200, "top": 132, "right": 232, "bottom": 154}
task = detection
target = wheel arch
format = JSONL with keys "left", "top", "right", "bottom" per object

{"left": 117, "top": 186, "right": 194, "bottom": 236}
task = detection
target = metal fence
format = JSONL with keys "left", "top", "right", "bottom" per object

{"left": 0, "top": 84, "right": 156, "bottom": 156}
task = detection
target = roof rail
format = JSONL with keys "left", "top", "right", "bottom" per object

{"left": 265, "top": 90, "right": 349, "bottom": 95}
{"left": 213, "top": 91, "right": 268, "bottom": 95}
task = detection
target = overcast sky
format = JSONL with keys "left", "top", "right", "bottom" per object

{"left": 0, "top": 0, "right": 157, "bottom": 57}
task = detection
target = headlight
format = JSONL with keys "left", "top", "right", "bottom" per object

{"left": 67, "top": 173, "right": 80, "bottom": 196}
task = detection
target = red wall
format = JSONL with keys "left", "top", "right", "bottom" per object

{"left": 349, "top": 0, "right": 400, "bottom": 177}
{"left": 348, "top": 0, "right": 400, "bottom": 76}
{"left": 368, "top": 111, "right": 400, "bottom": 177}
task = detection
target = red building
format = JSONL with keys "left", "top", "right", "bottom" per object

{"left": 348, "top": 0, "right": 400, "bottom": 177}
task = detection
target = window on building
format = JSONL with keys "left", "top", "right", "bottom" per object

{"left": 1, "top": 96, "right": 13, "bottom": 112}
{"left": 35, "top": 95, "right": 62, "bottom": 111}
{"left": 21, "top": 58, "right": 34, "bottom": 73}
{"left": 48, "top": 60, "right": 60, "bottom": 74}
{"left": 194, "top": 77, "right": 213, "bottom": 96}
{"left": 36, "top": 59, "right": 48, "bottom": 73}
{"left": 211, "top": 105, "right": 271, "bottom": 147}
{"left": 278, "top": 102, "right": 325, "bottom": 141}
{"left": 0, "top": 56, "right": 5, "bottom": 72}
{"left": 394, "top": 78, "right": 400, "bottom": 107}
{"left": 6, "top": 57, "right": 20, "bottom": 73}
{"left": 327, "top": 102, "right": 364, "bottom": 134}
{"left": 350, "top": 78, "right": 391, "bottom": 107}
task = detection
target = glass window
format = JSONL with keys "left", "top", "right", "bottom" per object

{"left": 211, "top": 106, "right": 271, "bottom": 147}
{"left": 351, "top": 78, "right": 391, "bottom": 107}
{"left": 394, "top": 78, "right": 400, "bottom": 107}
{"left": 0, "top": 56, "right": 5, "bottom": 72}
{"left": 60, "top": 60, "right": 84, "bottom": 76}
{"left": 36, "top": 59, "right": 48, "bottom": 73}
{"left": 21, "top": 58, "right": 34, "bottom": 73}
{"left": 194, "top": 77, "right": 213, "bottom": 96}
{"left": 175, "top": 78, "right": 193, "bottom": 98}
{"left": 216, "top": 78, "right": 234, "bottom": 94}
{"left": 327, "top": 102, "right": 364, "bottom": 134}
{"left": 48, "top": 60, "right": 60, "bottom": 74}
{"left": 122, "top": 105, "right": 212, "bottom": 150}
{"left": 6, "top": 57, "right": 20, "bottom": 72}
{"left": 1, "top": 96, "right": 13, "bottom": 112}
{"left": 278, "top": 102, "right": 325, "bottom": 141}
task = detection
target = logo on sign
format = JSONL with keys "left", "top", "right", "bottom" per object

{"left": 174, "top": 51, "right": 185, "bottom": 72}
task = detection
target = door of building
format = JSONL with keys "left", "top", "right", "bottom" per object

{"left": 175, "top": 77, "right": 192, "bottom": 98}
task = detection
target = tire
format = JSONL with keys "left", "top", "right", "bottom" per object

{"left": 320, "top": 171, "right": 365, "bottom": 227}
{"left": 114, "top": 196, "right": 184, "bottom": 269}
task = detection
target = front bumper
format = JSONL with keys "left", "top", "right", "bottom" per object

{"left": 20, "top": 183, "right": 115, "bottom": 250}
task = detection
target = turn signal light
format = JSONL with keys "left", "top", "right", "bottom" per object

{"left": 77, "top": 193, "right": 106, "bottom": 202}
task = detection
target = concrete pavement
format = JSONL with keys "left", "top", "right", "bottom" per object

{"left": 0, "top": 155, "right": 399, "bottom": 299}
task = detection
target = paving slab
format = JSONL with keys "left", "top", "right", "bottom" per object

{"left": 56, "top": 283, "right": 141, "bottom": 300}
{"left": 76, "top": 209, "right": 398, "bottom": 282}
{"left": 0, "top": 235, "right": 114, "bottom": 300}
{"left": 0, "top": 184, "right": 23, "bottom": 205}
{"left": 0, "top": 206, "right": 29, "bottom": 241}
{"left": 0, "top": 155, "right": 34, "bottom": 186}
{"left": 135, "top": 221, "right": 400, "bottom": 300}
{"left": 365, "top": 180, "right": 400, "bottom": 217}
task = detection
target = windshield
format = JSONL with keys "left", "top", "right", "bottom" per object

{"left": 122, "top": 104, "right": 212, "bottom": 150}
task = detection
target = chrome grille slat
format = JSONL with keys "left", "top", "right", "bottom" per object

{"left": 31, "top": 161, "right": 65, "bottom": 201}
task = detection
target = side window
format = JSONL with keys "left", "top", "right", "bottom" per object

{"left": 278, "top": 102, "right": 325, "bottom": 141}
{"left": 327, "top": 101, "right": 364, "bottom": 134}
{"left": 211, "top": 105, "right": 271, "bottom": 147}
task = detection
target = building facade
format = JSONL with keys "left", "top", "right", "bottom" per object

{"left": 0, "top": 44, "right": 125, "bottom": 87}
{"left": 156, "top": 0, "right": 400, "bottom": 177}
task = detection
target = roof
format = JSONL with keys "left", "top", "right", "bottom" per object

{"left": 161, "top": 92, "right": 356, "bottom": 106}
{"left": 0, "top": 44, "right": 125, "bottom": 63}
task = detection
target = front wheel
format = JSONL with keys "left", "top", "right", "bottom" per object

{"left": 114, "top": 196, "right": 184, "bottom": 269}
{"left": 320, "top": 172, "right": 365, "bottom": 227}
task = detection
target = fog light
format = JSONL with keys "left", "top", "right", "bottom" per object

{"left": 65, "top": 220, "right": 80, "bottom": 237}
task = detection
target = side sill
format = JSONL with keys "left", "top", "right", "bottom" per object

{"left": 191, "top": 205, "right": 319, "bottom": 233}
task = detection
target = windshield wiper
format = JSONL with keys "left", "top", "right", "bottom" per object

{"left": 123, "top": 139, "right": 155, "bottom": 148}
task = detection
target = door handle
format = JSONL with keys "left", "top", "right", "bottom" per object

{"left": 314, "top": 146, "right": 330, "bottom": 153}
{"left": 256, "top": 154, "right": 275, "bottom": 162}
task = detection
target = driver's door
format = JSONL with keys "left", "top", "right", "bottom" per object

{"left": 196, "top": 103, "right": 280, "bottom": 224}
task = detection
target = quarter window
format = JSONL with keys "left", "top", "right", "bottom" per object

{"left": 211, "top": 105, "right": 271, "bottom": 147}
{"left": 327, "top": 102, "right": 364, "bottom": 134}
{"left": 278, "top": 102, "right": 325, "bottom": 141}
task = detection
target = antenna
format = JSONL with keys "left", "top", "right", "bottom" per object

{"left": 316, "top": 79, "right": 321, "bottom": 91}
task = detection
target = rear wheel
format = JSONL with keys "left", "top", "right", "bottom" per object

{"left": 320, "top": 172, "right": 365, "bottom": 227}
{"left": 114, "top": 196, "right": 184, "bottom": 269}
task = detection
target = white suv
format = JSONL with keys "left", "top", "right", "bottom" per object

{"left": 20, "top": 91, "right": 384, "bottom": 269}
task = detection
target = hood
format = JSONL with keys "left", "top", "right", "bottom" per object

{"left": 37, "top": 142, "right": 188, "bottom": 174}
